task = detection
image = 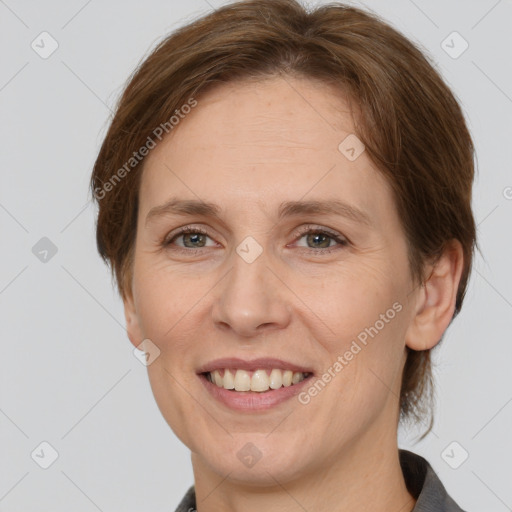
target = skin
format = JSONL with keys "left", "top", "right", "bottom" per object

{"left": 123, "top": 75, "right": 464, "bottom": 512}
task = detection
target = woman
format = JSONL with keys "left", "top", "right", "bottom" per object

{"left": 90, "top": 1, "right": 475, "bottom": 510}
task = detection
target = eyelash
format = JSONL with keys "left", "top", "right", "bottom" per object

{"left": 162, "top": 224, "right": 349, "bottom": 256}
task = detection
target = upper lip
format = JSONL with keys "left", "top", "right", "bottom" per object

{"left": 197, "top": 357, "right": 314, "bottom": 374}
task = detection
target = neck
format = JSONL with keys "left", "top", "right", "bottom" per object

{"left": 190, "top": 424, "right": 416, "bottom": 512}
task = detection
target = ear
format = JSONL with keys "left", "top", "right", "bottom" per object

{"left": 405, "top": 239, "right": 464, "bottom": 351}
{"left": 123, "top": 290, "right": 144, "bottom": 349}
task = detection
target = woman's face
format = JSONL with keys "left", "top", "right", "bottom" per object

{"left": 125, "top": 76, "right": 420, "bottom": 485}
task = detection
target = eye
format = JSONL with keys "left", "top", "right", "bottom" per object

{"left": 162, "top": 226, "right": 218, "bottom": 250}
{"left": 292, "top": 225, "right": 349, "bottom": 254}
{"left": 161, "top": 224, "right": 349, "bottom": 255}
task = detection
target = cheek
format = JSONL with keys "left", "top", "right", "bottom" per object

{"left": 133, "top": 263, "right": 209, "bottom": 440}
{"left": 296, "top": 262, "right": 410, "bottom": 406}
{"left": 293, "top": 257, "right": 405, "bottom": 338}
{"left": 340, "top": 272, "right": 409, "bottom": 381}
{"left": 132, "top": 256, "right": 207, "bottom": 342}
{"left": 301, "top": 306, "right": 409, "bottom": 440}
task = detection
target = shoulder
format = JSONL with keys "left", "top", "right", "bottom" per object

{"left": 173, "top": 485, "right": 196, "bottom": 512}
{"left": 399, "top": 449, "right": 467, "bottom": 512}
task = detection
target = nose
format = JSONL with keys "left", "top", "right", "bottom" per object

{"left": 211, "top": 248, "right": 292, "bottom": 338}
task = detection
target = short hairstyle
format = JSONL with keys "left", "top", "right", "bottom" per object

{"left": 90, "top": 0, "right": 476, "bottom": 433}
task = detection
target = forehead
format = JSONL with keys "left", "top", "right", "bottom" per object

{"left": 139, "top": 76, "right": 393, "bottom": 223}
{"left": 170, "top": 76, "right": 356, "bottom": 157}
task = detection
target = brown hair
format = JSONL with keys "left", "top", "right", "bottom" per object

{"left": 90, "top": 0, "right": 476, "bottom": 433}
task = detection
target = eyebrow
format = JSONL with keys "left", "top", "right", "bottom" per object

{"left": 145, "top": 198, "right": 372, "bottom": 227}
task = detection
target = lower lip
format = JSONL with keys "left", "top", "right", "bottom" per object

{"left": 198, "top": 373, "right": 313, "bottom": 411}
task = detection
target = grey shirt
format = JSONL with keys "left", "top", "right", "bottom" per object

{"left": 174, "top": 449, "right": 466, "bottom": 511}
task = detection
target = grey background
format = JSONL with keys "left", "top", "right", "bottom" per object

{"left": 1, "top": 0, "right": 511, "bottom": 510}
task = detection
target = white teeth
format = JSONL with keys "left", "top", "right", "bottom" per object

{"left": 269, "top": 368, "right": 283, "bottom": 389}
{"left": 207, "top": 368, "right": 308, "bottom": 392}
{"left": 251, "top": 369, "right": 269, "bottom": 392}
{"left": 234, "top": 369, "right": 251, "bottom": 391}
{"left": 213, "top": 370, "right": 223, "bottom": 387}
{"left": 223, "top": 369, "right": 235, "bottom": 389}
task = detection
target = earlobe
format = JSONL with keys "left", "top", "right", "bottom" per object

{"left": 123, "top": 291, "right": 144, "bottom": 349}
{"left": 405, "top": 240, "right": 464, "bottom": 351}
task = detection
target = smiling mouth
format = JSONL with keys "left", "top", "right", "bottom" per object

{"left": 202, "top": 368, "right": 312, "bottom": 393}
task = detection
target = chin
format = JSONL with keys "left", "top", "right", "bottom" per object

{"left": 191, "top": 430, "right": 321, "bottom": 487}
